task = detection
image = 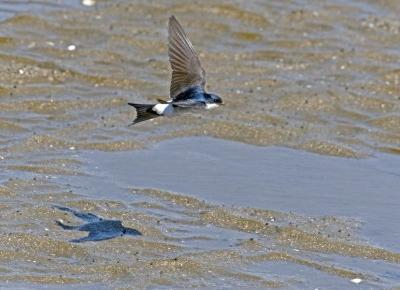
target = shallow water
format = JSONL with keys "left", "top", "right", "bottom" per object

{"left": 84, "top": 136, "right": 400, "bottom": 252}
{"left": 1, "top": 0, "right": 400, "bottom": 288}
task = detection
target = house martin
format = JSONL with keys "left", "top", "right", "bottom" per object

{"left": 129, "top": 15, "right": 223, "bottom": 125}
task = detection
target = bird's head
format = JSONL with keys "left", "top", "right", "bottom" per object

{"left": 206, "top": 93, "right": 223, "bottom": 105}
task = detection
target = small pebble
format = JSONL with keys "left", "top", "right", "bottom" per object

{"left": 67, "top": 45, "right": 76, "bottom": 51}
{"left": 350, "top": 278, "right": 362, "bottom": 284}
{"left": 82, "top": 0, "right": 96, "bottom": 6}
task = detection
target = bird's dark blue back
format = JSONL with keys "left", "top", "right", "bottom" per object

{"left": 173, "top": 86, "right": 206, "bottom": 102}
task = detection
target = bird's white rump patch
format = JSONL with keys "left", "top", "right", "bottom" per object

{"left": 153, "top": 103, "right": 174, "bottom": 116}
{"left": 205, "top": 103, "right": 219, "bottom": 110}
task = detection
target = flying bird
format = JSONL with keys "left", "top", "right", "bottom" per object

{"left": 128, "top": 16, "right": 223, "bottom": 125}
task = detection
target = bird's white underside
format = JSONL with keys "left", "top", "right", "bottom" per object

{"left": 205, "top": 103, "right": 219, "bottom": 110}
{"left": 153, "top": 103, "right": 174, "bottom": 116}
{"left": 153, "top": 102, "right": 219, "bottom": 116}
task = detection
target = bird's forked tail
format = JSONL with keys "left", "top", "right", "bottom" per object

{"left": 128, "top": 103, "right": 159, "bottom": 125}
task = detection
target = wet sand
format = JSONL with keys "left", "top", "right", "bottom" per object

{"left": 84, "top": 136, "right": 400, "bottom": 252}
{"left": 2, "top": 138, "right": 400, "bottom": 288}
{"left": 1, "top": 0, "right": 400, "bottom": 289}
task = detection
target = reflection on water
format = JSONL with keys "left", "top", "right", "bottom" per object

{"left": 0, "top": 0, "right": 400, "bottom": 288}
{"left": 54, "top": 205, "right": 142, "bottom": 243}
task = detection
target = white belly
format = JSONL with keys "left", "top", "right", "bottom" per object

{"left": 152, "top": 103, "right": 174, "bottom": 116}
{"left": 205, "top": 103, "right": 219, "bottom": 110}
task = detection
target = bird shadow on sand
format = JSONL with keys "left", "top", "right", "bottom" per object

{"left": 53, "top": 205, "right": 142, "bottom": 243}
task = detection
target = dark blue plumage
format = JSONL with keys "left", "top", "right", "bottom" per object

{"left": 171, "top": 86, "right": 223, "bottom": 108}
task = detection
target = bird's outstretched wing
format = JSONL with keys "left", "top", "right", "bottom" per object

{"left": 168, "top": 15, "right": 206, "bottom": 99}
